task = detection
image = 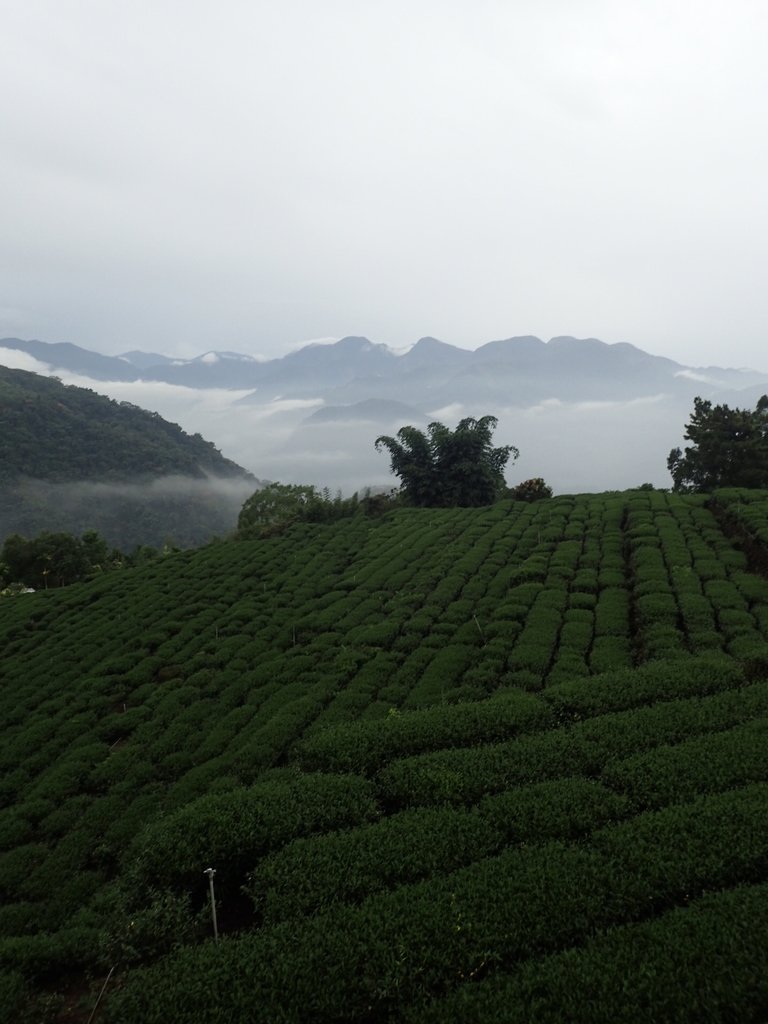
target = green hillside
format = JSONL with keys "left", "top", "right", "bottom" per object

{"left": 2, "top": 489, "right": 768, "bottom": 1022}
{"left": 0, "top": 366, "right": 256, "bottom": 549}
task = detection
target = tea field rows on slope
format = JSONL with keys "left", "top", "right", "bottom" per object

{"left": 2, "top": 490, "right": 768, "bottom": 1022}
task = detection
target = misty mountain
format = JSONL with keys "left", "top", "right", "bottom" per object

{"left": 4, "top": 333, "right": 768, "bottom": 498}
{"left": 303, "top": 399, "right": 425, "bottom": 425}
{"left": 4, "top": 334, "right": 767, "bottom": 404}
{"left": 118, "top": 349, "right": 176, "bottom": 369}
{"left": 0, "top": 337, "right": 140, "bottom": 381}
{"left": 0, "top": 366, "right": 258, "bottom": 549}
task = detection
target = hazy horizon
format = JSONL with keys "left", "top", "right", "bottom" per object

{"left": 0, "top": 339, "right": 702, "bottom": 495}
{"left": 2, "top": 3, "right": 768, "bottom": 369}
{"left": 2, "top": 330, "right": 768, "bottom": 376}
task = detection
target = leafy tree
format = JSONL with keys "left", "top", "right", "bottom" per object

{"left": 237, "top": 483, "right": 366, "bottom": 537}
{"left": 238, "top": 483, "right": 320, "bottom": 536}
{"left": 1, "top": 531, "right": 93, "bottom": 588}
{"left": 508, "top": 478, "right": 553, "bottom": 502}
{"left": 81, "top": 529, "right": 111, "bottom": 570}
{"left": 375, "top": 416, "right": 518, "bottom": 507}
{"left": 668, "top": 395, "right": 768, "bottom": 492}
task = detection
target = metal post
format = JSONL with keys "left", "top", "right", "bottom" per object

{"left": 86, "top": 964, "right": 116, "bottom": 1024}
{"left": 204, "top": 867, "right": 219, "bottom": 942}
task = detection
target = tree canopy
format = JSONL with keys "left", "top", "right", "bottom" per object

{"left": 236, "top": 482, "right": 387, "bottom": 538}
{"left": 508, "top": 478, "right": 553, "bottom": 503}
{"left": 375, "top": 416, "right": 518, "bottom": 507}
{"left": 668, "top": 395, "right": 768, "bottom": 492}
{"left": 238, "top": 483, "right": 325, "bottom": 536}
{"left": 0, "top": 530, "right": 120, "bottom": 589}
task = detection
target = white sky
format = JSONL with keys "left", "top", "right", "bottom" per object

{"left": 2, "top": 1, "right": 768, "bottom": 367}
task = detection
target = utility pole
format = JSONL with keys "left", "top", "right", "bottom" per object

{"left": 204, "top": 867, "right": 219, "bottom": 942}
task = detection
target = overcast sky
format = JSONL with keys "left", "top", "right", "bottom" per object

{"left": 2, "top": 1, "right": 767, "bottom": 368}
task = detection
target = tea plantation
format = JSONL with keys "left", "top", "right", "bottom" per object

{"left": 2, "top": 488, "right": 768, "bottom": 1022}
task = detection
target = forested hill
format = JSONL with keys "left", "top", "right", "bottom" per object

{"left": 0, "top": 365, "right": 250, "bottom": 482}
{"left": 0, "top": 366, "right": 258, "bottom": 549}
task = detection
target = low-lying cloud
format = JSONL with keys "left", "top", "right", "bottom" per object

{"left": 3, "top": 474, "right": 257, "bottom": 550}
{"left": 1, "top": 349, "right": 690, "bottom": 496}
{"left": 0, "top": 347, "right": 52, "bottom": 373}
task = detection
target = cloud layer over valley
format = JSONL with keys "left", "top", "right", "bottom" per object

{"left": 0, "top": 341, "right": 728, "bottom": 496}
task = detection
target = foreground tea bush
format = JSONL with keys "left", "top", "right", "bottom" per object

{"left": 293, "top": 688, "right": 553, "bottom": 775}
{"left": 127, "top": 772, "right": 379, "bottom": 894}
{"left": 542, "top": 653, "right": 745, "bottom": 720}
{"left": 377, "top": 681, "right": 768, "bottom": 808}
{"left": 603, "top": 717, "right": 768, "bottom": 809}
{"left": 247, "top": 778, "right": 628, "bottom": 924}
{"left": 246, "top": 807, "right": 499, "bottom": 923}
{"left": 106, "top": 784, "right": 768, "bottom": 1023}
{"left": 408, "top": 881, "right": 768, "bottom": 1024}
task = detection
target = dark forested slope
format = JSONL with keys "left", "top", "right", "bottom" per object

{"left": 0, "top": 366, "right": 257, "bottom": 549}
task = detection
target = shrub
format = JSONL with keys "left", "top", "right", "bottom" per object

{"left": 0, "top": 927, "right": 101, "bottom": 980}
{"left": 246, "top": 807, "right": 500, "bottom": 924}
{"left": 294, "top": 689, "right": 553, "bottom": 775}
{"left": 477, "top": 777, "right": 628, "bottom": 843}
{"left": 0, "top": 970, "right": 26, "bottom": 1019}
{"left": 409, "top": 882, "right": 768, "bottom": 1024}
{"left": 106, "top": 785, "right": 768, "bottom": 1024}
{"left": 543, "top": 654, "right": 743, "bottom": 720}
{"left": 377, "top": 681, "right": 768, "bottom": 808}
{"left": 588, "top": 636, "right": 633, "bottom": 673}
{"left": 603, "top": 717, "right": 768, "bottom": 809}
{"left": 127, "top": 773, "right": 380, "bottom": 894}
{"left": 508, "top": 479, "right": 553, "bottom": 503}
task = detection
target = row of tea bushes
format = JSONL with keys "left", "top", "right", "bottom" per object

{"left": 503, "top": 495, "right": 627, "bottom": 688}
{"left": 547, "top": 494, "right": 632, "bottom": 681}
{"left": 294, "top": 687, "right": 553, "bottom": 775}
{"left": 408, "top": 880, "right": 768, "bottom": 1024}
{"left": 125, "top": 772, "right": 379, "bottom": 895}
{"left": 376, "top": 680, "right": 768, "bottom": 808}
{"left": 602, "top": 716, "right": 768, "bottom": 810}
{"left": 541, "top": 652, "right": 746, "bottom": 719}
{"left": 625, "top": 490, "right": 768, "bottom": 661}
{"left": 294, "top": 652, "right": 747, "bottom": 779}
{"left": 105, "top": 783, "right": 768, "bottom": 1023}
{"left": 714, "top": 487, "right": 768, "bottom": 546}
{"left": 246, "top": 778, "right": 628, "bottom": 924}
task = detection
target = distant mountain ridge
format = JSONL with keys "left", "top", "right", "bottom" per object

{"left": 4, "top": 333, "right": 768, "bottom": 496}
{"left": 3, "top": 334, "right": 766, "bottom": 406}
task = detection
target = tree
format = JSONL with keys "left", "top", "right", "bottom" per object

{"left": 508, "top": 478, "right": 553, "bottom": 502}
{"left": 375, "top": 416, "right": 518, "bottom": 507}
{"left": 1, "top": 531, "right": 97, "bottom": 588}
{"left": 237, "top": 483, "right": 322, "bottom": 536}
{"left": 81, "top": 529, "right": 111, "bottom": 571}
{"left": 668, "top": 395, "right": 768, "bottom": 492}
{"left": 238, "top": 482, "right": 367, "bottom": 537}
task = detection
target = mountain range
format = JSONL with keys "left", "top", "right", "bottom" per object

{"left": 2, "top": 333, "right": 768, "bottom": 496}
{"left": 2, "top": 333, "right": 766, "bottom": 407}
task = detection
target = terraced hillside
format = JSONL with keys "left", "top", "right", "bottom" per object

{"left": 2, "top": 489, "right": 768, "bottom": 1022}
